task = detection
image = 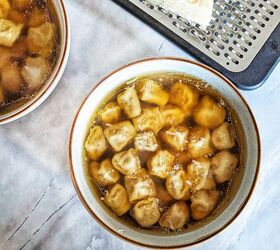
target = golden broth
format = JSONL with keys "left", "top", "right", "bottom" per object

{"left": 0, "top": 0, "right": 60, "bottom": 115}
{"left": 83, "top": 73, "right": 246, "bottom": 233}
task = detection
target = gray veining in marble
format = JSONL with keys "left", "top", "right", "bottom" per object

{"left": 0, "top": 0, "right": 280, "bottom": 249}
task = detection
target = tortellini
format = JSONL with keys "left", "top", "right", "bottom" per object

{"left": 0, "top": 0, "right": 10, "bottom": 18}
{"left": 194, "top": 96, "right": 226, "bottom": 129}
{"left": 28, "top": 8, "right": 49, "bottom": 28}
{"left": 161, "top": 105, "right": 185, "bottom": 127}
{"left": 211, "top": 122, "right": 235, "bottom": 150}
{"left": 188, "top": 127, "right": 214, "bottom": 159}
{"left": 124, "top": 169, "right": 156, "bottom": 204}
{"left": 186, "top": 157, "right": 216, "bottom": 192}
{"left": 99, "top": 102, "right": 122, "bottom": 124}
{"left": 160, "top": 126, "right": 189, "bottom": 151}
{"left": 104, "top": 183, "right": 131, "bottom": 216}
{"left": 85, "top": 126, "right": 108, "bottom": 161}
{"left": 159, "top": 201, "right": 190, "bottom": 230}
{"left": 191, "top": 190, "right": 219, "bottom": 220}
{"left": 131, "top": 197, "right": 161, "bottom": 227}
{"left": 89, "top": 159, "right": 120, "bottom": 186}
{"left": 166, "top": 169, "right": 191, "bottom": 200}
{"left": 1, "top": 63, "right": 23, "bottom": 93}
{"left": 132, "top": 107, "right": 164, "bottom": 134}
{"left": 169, "top": 82, "right": 199, "bottom": 115}
{"left": 104, "top": 121, "right": 136, "bottom": 152}
{"left": 211, "top": 150, "right": 238, "bottom": 183}
{"left": 134, "top": 131, "right": 158, "bottom": 152}
{"left": 136, "top": 79, "right": 169, "bottom": 107}
{"left": 117, "top": 87, "right": 141, "bottom": 118}
{"left": 112, "top": 148, "right": 141, "bottom": 175}
{"left": 27, "top": 22, "right": 56, "bottom": 58}
{"left": 21, "top": 56, "right": 50, "bottom": 89}
{"left": 148, "top": 150, "right": 174, "bottom": 179}
{"left": 0, "top": 18, "right": 23, "bottom": 47}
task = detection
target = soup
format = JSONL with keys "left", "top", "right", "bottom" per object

{"left": 0, "top": 0, "right": 60, "bottom": 115}
{"left": 83, "top": 73, "right": 244, "bottom": 231}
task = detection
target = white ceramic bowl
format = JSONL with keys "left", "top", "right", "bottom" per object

{"left": 0, "top": 0, "right": 70, "bottom": 125}
{"left": 69, "top": 58, "right": 260, "bottom": 248}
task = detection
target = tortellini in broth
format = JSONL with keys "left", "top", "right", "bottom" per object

{"left": 0, "top": 0, "right": 60, "bottom": 114}
{"left": 159, "top": 201, "right": 190, "bottom": 230}
{"left": 104, "top": 183, "right": 131, "bottom": 216}
{"left": 104, "top": 121, "right": 136, "bottom": 152}
{"left": 84, "top": 73, "right": 242, "bottom": 231}
{"left": 131, "top": 197, "right": 161, "bottom": 227}
{"left": 89, "top": 159, "right": 120, "bottom": 186}
{"left": 124, "top": 169, "right": 156, "bottom": 204}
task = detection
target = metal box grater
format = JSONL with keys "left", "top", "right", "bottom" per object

{"left": 113, "top": 0, "right": 280, "bottom": 90}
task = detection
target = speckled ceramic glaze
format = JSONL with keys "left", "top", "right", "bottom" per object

{"left": 0, "top": 0, "right": 70, "bottom": 125}
{"left": 69, "top": 58, "right": 260, "bottom": 249}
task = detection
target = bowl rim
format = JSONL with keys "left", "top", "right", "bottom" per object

{"left": 68, "top": 57, "right": 261, "bottom": 249}
{"left": 0, "top": 0, "right": 70, "bottom": 124}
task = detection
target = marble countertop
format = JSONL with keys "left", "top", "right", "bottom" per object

{"left": 1, "top": 0, "right": 280, "bottom": 249}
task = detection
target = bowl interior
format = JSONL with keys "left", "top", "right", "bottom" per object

{"left": 70, "top": 58, "right": 259, "bottom": 248}
{"left": 0, "top": 0, "right": 69, "bottom": 124}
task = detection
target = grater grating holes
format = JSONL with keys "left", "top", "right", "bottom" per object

{"left": 131, "top": 0, "right": 280, "bottom": 71}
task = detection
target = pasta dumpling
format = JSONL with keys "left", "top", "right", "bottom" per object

{"left": 89, "top": 159, "right": 120, "bottom": 186}
{"left": 117, "top": 87, "right": 141, "bottom": 118}
{"left": 1, "top": 63, "right": 23, "bottom": 93}
{"left": 166, "top": 169, "right": 191, "bottom": 200}
{"left": 131, "top": 197, "right": 161, "bottom": 227}
{"left": 194, "top": 95, "right": 226, "bottom": 129}
{"left": 148, "top": 150, "right": 174, "bottom": 179}
{"left": 28, "top": 8, "right": 50, "bottom": 27}
{"left": 124, "top": 169, "right": 156, "bottom": 204}
{"left": 85, "top": 126, "right": 108, "bottom": 161}
{"left": 21, "top": 56, "right": 50, "bottom": 89}
{"left": 136, "top": 78, "right": 169, "bottom": 107}
{"left": 211, "top": 122, "right": 235, "bottom": 150}
{"left": 161, "top": 105, "right": 185, "bottom": 127}
{"left": 134, "top": 131, "right": 158, "bottom": 152}
{"left": 169, "top": 82, "right": 199, "bottom": 115}
{"left": 191, "top": 190, "right": 219, "bottom": 220}
{"left": 27, "top": 22, "right": 56, "bottom": 58}
{"left": 104, "top": 121, "right": 136, "bottom": 152}
{"left": 186, "top": 157, "right": 216, "bottom": 192}
{"left": 99, "top": 102, "right": 122, "bottom": 124}
{"left": 159, "top": 201, "right": 190, "bottom": 230}
{"left": 0, "top": 18, "right": 23, "bottom": 47}
{"left": 0, "top": 0, "right": 10, "bottom": 18}
{"left": 160, "top": 126, "right": 189, "bottom": 151}
{"left": 211, "top": 150, "right": 238, "bottom": 183}
{"left": 104, "top": 183, "right": 131, "bottom": 216}
{"left": 132, "top": 107, "right": 164, "bottom": 134}
{"left": 112, "top": 148, "right": 141, "bottom": 176}
{"left": 188, "top": 127, "right": 214, "bottom": 159}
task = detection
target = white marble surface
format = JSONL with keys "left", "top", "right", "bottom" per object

{"left": 0, "top": 0, "right": 280, "bottom": 249}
